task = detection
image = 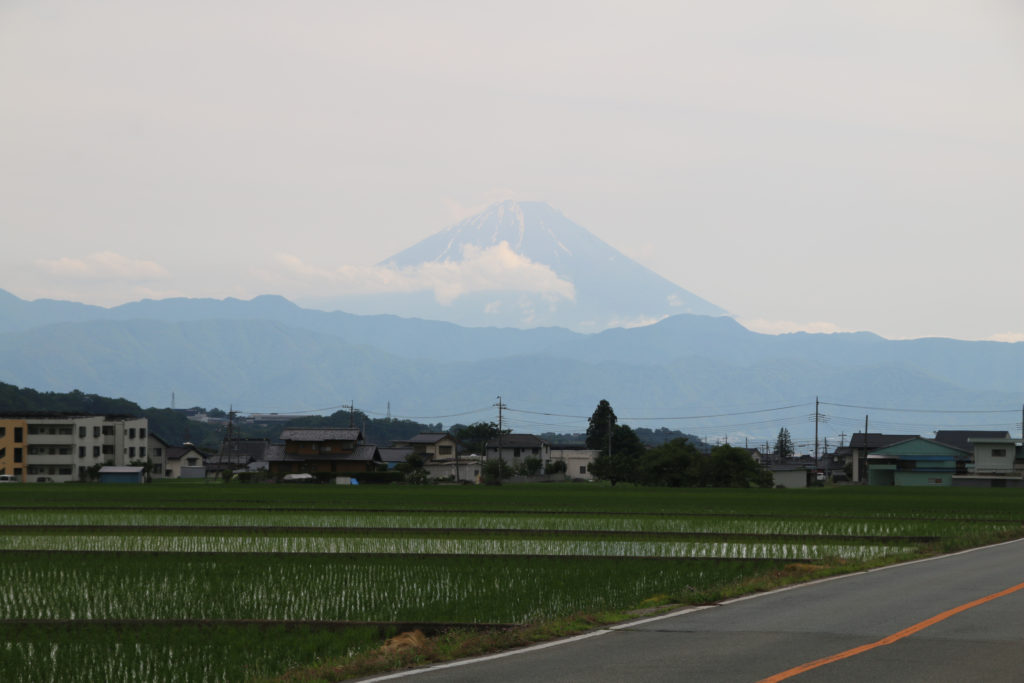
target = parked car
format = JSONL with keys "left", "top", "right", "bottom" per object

{"left": 0, "top": 474, "right": 18, "bottom": 483}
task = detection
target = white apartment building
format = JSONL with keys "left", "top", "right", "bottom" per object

{"left": 21, "top": 414, "right": 150, "bottom": 483}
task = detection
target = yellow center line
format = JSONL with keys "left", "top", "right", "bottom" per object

{"left": 758, "top": 580, "right": 1024, "bottom": 683}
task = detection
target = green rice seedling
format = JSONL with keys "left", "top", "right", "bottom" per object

{"left": 0, "top": 623, "right": 381, "bottom": 683}
{"left": 0, "top": 552, "right": 785, "bottom": 624}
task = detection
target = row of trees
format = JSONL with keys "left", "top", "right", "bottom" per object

{"left": 585, "top": 400, "right": 773, "bottom": 488}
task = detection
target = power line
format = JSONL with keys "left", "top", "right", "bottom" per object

{"left": 820, "top": 401, "right": 1018, "bottom": 415}
{"left": 361, "top": 406, "right": 493, "bottom": 420}
{"left": 506, "top": 402, "right": 813, "bottom": 421}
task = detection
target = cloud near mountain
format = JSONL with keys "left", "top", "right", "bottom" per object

{"left": 35, "top": 252, "right": 169, "bottom": 281}
{"left": 273, "top": 241, "right": 575, "bottom": 305}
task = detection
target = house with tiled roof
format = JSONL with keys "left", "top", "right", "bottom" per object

{"left": 379, "top": 446, "right": 414, "bottom": 469}
{"left": 267, "top": 427, "right": 381, "bottom": 477}
{"left": 205, "top": 438, "right": 272, "bottom": 478}
{"left": 484, "top": 433, "right": 550, "bottom": 465}
{"left": 933, "top": 430, "right": 1011, "bottom": 453}
{"left": 163, "top": 443, "right": 207, "bottom": 479}
{"left": 392, "top": 432, "right": 459, "bottom": 461}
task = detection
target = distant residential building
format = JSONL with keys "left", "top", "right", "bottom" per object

{"left": 738, "top": 447, "right": 767, "bottom": 466}
{"left": 147, "top": 433, "right": 171, "bottom": 477}
{"left": 844, "top": 433, "right": 919, "bottom": 483}
{"left": 379, "top": 446, "right": 414, "bottom": 470}
{"left": 549, "top": 446, "right": 598, "bottom": 481}
{"left": 164, "top": 444, "right": 207, "bottom": 479}
{"left": 933, "top": 430, "right": 1011, "bottom": 453}
{"left": 424, "top": 454, "right": 485, "bottom": 482}
{"left": 206, "top": 438, "right": 272, "bottom": 478}
{"left": 485, "top": 434, "right": 550, "bottom": 464}
{"left": 393, "top": 433, "right": 459, "bottom": 460}
{"left": 0, "top": 413, "right": 149, "bottom": 483}
{"left": 867, "top": 437, "right": 970, "bottom": 486}
{"left": 0, "top": 418, "right": 28, "bottom": 482}
{"left": 266, "top": 428, "right": 381, "bottom": 477}
{"left": 953, "top": 436, "right": 1024, "bottom": 488}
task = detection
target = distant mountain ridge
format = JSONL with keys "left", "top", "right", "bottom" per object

{"left": 333, "top": 200, "right": 727, "bottom": 331}
{"left": 0, "top": 289, "right": 1021, "bottom": 442}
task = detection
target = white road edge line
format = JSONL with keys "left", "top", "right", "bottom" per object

{"left": 359, "top": 536, "right": 1024, "bottom": 681}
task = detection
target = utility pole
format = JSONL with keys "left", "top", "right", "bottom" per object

{"left": 494, "top": 396, "right": 506, "bottom": 471}
{"left": 226, "top": 406, "right": 237, "bottom": 467}
{"left": 855, "top": 414, "right": 869, "bottom": 484}
{"left": 814, "top": 396, "right": 820, "bottom": 474}
{"left": 348, "top": 401, "right": 355, "bottom": 428}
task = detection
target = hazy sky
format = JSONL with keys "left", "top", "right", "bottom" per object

{"left": 2, "top": 1, "right": 1022, "bottom": 341}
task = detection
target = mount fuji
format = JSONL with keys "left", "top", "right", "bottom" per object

{"left": 331, "top": 200, "right": 726, "bottom": 331}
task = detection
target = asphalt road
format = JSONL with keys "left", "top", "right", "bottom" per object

{"left": 364, "top": 539, "right": 1024, "bottom": 682}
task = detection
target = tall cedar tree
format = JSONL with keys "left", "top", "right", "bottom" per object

{"left": 774, "top": 427, "right": 795, "bottom": 461}
{"left": 586, "top": 400, "right": 617, "bottom": 452}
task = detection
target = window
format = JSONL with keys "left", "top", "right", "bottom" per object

{"left": 14, "top": 427, "right": 23, "bottom": 442}
{"left": 439, "top": 445, "right": 453, "bottom": 455}
{"left": 13, "top": 468, "right": 21, "bottom": 476}
{"left": 129, "top": 428, "right": 136, "bottom": 439}
{"left": 79, "top": 447, "right": 86, "bottom": 459}
{"left": 140, "top": 428, "right": 146, "bottom": 439}
{"left": 532, "top": 447, "right": 539, "bottom": 455}
{"left": 164, "top": 469, "right": 171, "bottom": 477}
{"left": 102, "top": 445, "right": 113, "bottom": 455}
{"left": 0, "top": 427, "right": 5, "bottom": 437}
{"left": 79, "top": 426, "right": 86, "bottom": 438}
{"left": 992, "top": 448, "right": 1007, "bottom": 458}
{"left": 93, "top": 426, "right": 101, "bottom": 438}
{"left": 102, "top": 426, "right": 114, "bottom": 436}
{"left": 514, "top": 448, "right": 521, "bottom": 458}
{"left": 186, "top": 457, "right": 198, "bottom": 466}
{"left": 580, "top": 466, "right": 587, "bottom": 474}
{"left": 0, "top": 447, "right": 4, "bottom": 458}
{"left": 58, "top": 467, "right": 71, "bottom": 475}
{"left": 139, "top": 447, "right": 146, "bottom": 459}
{"left": 128, "top": 447, "right": 135, "bottom": 458}
{"left": 93, "top": 446, "right": 100, "bottom": 458}
{"left": 14, "top": 448, "right": 22, "bottom": 463}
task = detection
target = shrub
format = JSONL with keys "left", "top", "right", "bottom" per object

{"left": 544, "top": 460, "right": 567, "bottom": 475}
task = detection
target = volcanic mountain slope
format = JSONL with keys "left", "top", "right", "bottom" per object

{"left": 343, "top": 200, "right": 727, "bottom": 331}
